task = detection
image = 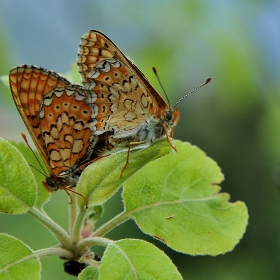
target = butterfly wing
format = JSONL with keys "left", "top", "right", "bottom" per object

{"left": 9, "top": 65, "right": 71, "bottom": 173}
{"left": 9, "top": 65, "right": 97, "bottom": 178}
{"left": 77, "top": 30, "right": 169, "bottom": 138}
{"left": 78, "top": 30, "right": 168, "bottom": 108}
{"left": 38, "top": 85, "right": 97, "bottom": 177}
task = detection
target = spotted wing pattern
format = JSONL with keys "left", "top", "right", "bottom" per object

{"left": 9, "top": 30, "right": 180, "bottom": 190}
{"left": 9, "top": 65, "right": 98, "bottom": 188}
{"left": 37, "top": 85, "right": 97, "bottom": 176}
{"left": 77, "top": 30, "right": 179, "bottom": 144}
{"left": 77, "top": 30, "right": 168, "bottom": 108}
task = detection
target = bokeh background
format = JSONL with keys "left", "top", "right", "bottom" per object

{"left": 0, "top": 0, "right": 280, "bottom": 279}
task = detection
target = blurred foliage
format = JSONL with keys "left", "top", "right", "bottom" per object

{"left": 0, "top": 0, "right": 279, "bottom": 279}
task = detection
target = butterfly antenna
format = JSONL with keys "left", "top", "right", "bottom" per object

{"left": 29, "top": 164, "right": 48, "bottom": 177}
{"left": 173, "top": 78, "right": 212, "bottom": 108}
{"left": 152, "top": 67, "right": 171, "bottom": 107}
{"left": 21, "top": 132, "right": 48, "bottom": 177}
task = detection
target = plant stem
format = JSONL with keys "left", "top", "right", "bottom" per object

{"left": 69, "top": 193, "right": 77, "bottom": 240}
{"left": 77, "top": 237, "right": 113, "bottom": 252}
{"left": 35, "top": 246, "right": 74, "bottom": 260}
{"left": 28, "top": 208, "right": 72, "bottom": 250}
{"left": 71, "top": 206, "right": 87, "bottom": 245}
{"left": 92, "top": 211, "right": 130, "bottom": 237}
{"left": 0, "top": 247, "right": 74, "bottom": 274}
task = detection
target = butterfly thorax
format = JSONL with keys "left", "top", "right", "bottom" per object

{"left": 136, "top": 107, "right": 180, "bottom": 143}
{"left": 107, "top": 107, "right": 180, "bottom": 147}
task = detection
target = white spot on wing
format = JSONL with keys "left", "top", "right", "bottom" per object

{"left": 50, "top": 126, "right": 59, "bottom": 139}
{"left": 88, "top": 68, "right": 100, "bottom": 79}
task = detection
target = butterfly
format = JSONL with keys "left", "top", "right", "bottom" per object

{"left": 10, "top": 30, "right": 208, "bottom": 194}
{"left": 9, "top": 65, "right": 109, "bottom": 194}
{"left": 76, "top": 30, "right": 180, "bottom": 156}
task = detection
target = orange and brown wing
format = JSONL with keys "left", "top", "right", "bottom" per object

{"left": 85, "top": 59, "right": 160, "bottom": 136}
{"left": 77, "top": 30, "right": 169, "bottom": 137}
{"left": 9, "top": 65, "right": 71, "bottom": 172}
{"left": 77, "top": 30, "right": 168, "bottom": 111}
{"left": 38, "top": 85, "right": 97, "bottom": 176}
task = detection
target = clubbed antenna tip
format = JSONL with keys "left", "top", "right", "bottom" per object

{"left": 173, "top": 77, "right": 212, "bottom": 108}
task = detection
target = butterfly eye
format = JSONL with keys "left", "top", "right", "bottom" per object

{"left": 164, "top": 110, "right": 173, "bottom": 121}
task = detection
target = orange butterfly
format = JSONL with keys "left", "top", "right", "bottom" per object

{"left": 9, "top": 30, "right": 209, "bottom": 193}
{"left": 9, "top": 65, "right": 107, "bottom": 193}
{"left": 77, "top": 30, "right": 180, "bottom": 153}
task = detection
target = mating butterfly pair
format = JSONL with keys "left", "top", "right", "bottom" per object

{"left": 9, "top": 30, "right": 180, "bottom": 192}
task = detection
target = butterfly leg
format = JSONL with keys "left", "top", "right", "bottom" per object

{"left": 64, "top": 186, "right": 89, "bottom": 209}
{"left": 120, "top": 144, "right": 131, "bottom": 178}
{"left": 163, "top": 123, "right": 177, "bottom": 152}
{"left": 64, "top": 188, "right": 74, "bottom": 204}
{"left": 78, "top": 154, "right": 110, "bottom": 171}
{"left": 120, "top": 141, "right": 146, "bottom": 178}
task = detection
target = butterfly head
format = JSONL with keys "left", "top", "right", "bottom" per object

{"left": 43, "top": 173, "right": 79, "bottom": 192}
{"left": 43, "top": 177, "right": 59, "bottom": 192}
{"left": 164, "top": 107, "right": 180, "bottom": 129}
{"left": 43, "top": 175, "right": 71, "bottom": 192}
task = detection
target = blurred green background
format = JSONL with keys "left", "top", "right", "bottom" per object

{"left": 0, "top": 0, "right": 280, "bottom": 279}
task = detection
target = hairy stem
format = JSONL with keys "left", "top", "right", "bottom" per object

{"left": 28, "top": 208, "right": 71, "bottom": 250}
{"left": 92, "top": 211, "right": 130, "bottom": 237}
{"left": 35, "top": 246, "right": 74, "bottom": 260}
{"left": 69, "top": 193, "right": 78, "bottom": 240}
{"left": 77, "top": 237, "right": 114, "bottom": 253}
{"left": 71, "top": 206, "right": 87, "bottom": 245}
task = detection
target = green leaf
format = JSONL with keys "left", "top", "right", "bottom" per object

{"left": 9, "top": 140, "right": 50, "bottom": 209}
{"left": 77, "top": 139, "right": 171, "bottom": 209}
{"left": 0, "top": 75, "right": 9, "bottom": 88}
{"left": 0, "top": 138, "right": 37, "bottom": 213}
{"left": 0, "top": 233, "right": 41, "bottom": 280}
{"left": 64, "top": 63, "right": 82, "bottom": 85}
{"left": 99, "top": 239, "right": 182, "bottom": 280}
{"left": 78, "top": 266, "right": 99, "bottom": 280}
{"left": 123, "top": 141, "right": 248, "bottom": 256}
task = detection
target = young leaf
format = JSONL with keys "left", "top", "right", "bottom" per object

{"left": 0, "top": 138, "right": 37, "bottom": 213}
{"left": 77, "top": 139, "right": 171, "bottom": 209}
{"left": 0, "top": 233, "right": 41, "bottom": 280}
{"left": 9, "top": 140, "right": 50, "bottom": 209}
{"left": 123, "top": 141, "right": 248, "bottom": 256}
{"left": 99, "top": 239, "right": 182, "bottom": 280}
{"left": 78, "top": 266, "right": 99, "bottom": 280}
